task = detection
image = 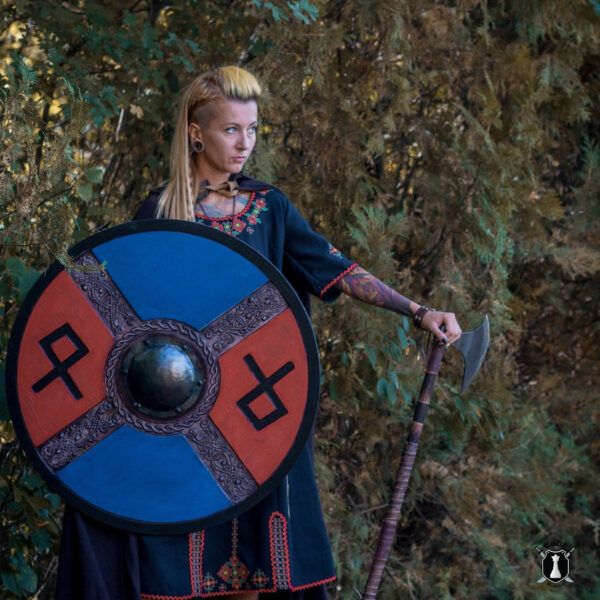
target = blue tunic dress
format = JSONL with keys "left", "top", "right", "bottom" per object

{"left": 56, "top": 179, "right": 357, "bottom": 599}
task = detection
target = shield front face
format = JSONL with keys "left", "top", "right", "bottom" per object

{"left": 6, "top": 220, "right": 320, "bottom": 534}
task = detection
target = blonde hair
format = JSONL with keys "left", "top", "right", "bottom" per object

{"left": 157, "top": 66, "right": 262, "bottom": 220}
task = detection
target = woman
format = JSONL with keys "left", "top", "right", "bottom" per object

{"left": 57, "top": 66, "right": 460, "bottom": 600}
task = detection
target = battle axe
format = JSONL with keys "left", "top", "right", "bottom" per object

{"left": 362, "top": 316, "right": 490, "bottom": 599}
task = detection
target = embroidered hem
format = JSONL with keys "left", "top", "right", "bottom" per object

{"left": 141, "top": 511, "right": 336, "bottom": 598}
{"left": 140, "top": 577, "right": 337, "bottom": 599}
{"left": 319, "top": 263, "right": 359, "bottom": 299}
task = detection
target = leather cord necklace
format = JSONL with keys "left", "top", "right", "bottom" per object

{"left": 200, "top": 179, "right": 239, "bottom": 197}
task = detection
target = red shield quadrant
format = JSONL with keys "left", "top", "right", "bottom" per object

{"left": 211, "top": 308, "right": 309, "bottom": 485}
{"left": 6, "top": 220, "right": 320, "bottom": 534}
{"left": 16, "top": 270, "right": 115, "bottom": 446}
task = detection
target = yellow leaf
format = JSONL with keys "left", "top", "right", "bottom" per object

{"left": 130, "top": 104, "right": 144, "bottom": 119}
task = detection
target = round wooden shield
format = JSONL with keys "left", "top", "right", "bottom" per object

{"left": 6, "top": 220, "right": 320, "bottom": 534}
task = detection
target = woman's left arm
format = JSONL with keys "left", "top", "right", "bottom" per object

{"left": 334, "top": 266, "right": 461, "bottom": 344}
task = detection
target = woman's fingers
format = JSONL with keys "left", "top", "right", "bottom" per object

{"left": 430, "top": 323, "right": 447, "bottom": 345}
{"left": 421, "top": 311, "right": 462, "bottom": 345}
{"left": 442, "top": 313, "right": 462, "bottom": 344}
{"left": 421, "top": 311, "right": 446, "bottom": 343}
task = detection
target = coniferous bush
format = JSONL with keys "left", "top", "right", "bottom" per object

{"left": 0, "top": 2, "right": 598, "bottom": 598}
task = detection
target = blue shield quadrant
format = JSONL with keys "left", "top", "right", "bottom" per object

{"left": 92, "top": 230, "right": 268, "bottom": 330}
{"left": 57, "top": 426, "right": 232, "bottom": 522}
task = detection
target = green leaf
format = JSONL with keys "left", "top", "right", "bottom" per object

{"left": 397, "top": 326, "right": 408, "bottom": 349}
{"left": 48, "top": 493, "right": 62, "bottom": 510}
{"left": 123, "top": 10, "right": 138, "bottom": 27}
{"left": 184, "top": 38, "right": 200, "bottom": 53}
{"left": 367, "top": 347, "right": 377, "bottom": 369}
{"left": 329, "top": 379, "right": 339, "bottom": 402}
{"left": 27, "top": 495, "right": 52, "bottom": 511}
{"left": 17, "top": 565, "right": 37, "bottom": 594}
{"left": 6, "top": 257, "right": 27, "bottom": 278}
{"left": 1, "top": 573, "right": 20, "bottom": 595}
{"left": 21, "top": 472, "right": 43, "bottom": 489}
{"left": 77, "top": 180, "right": 93, "bottom": 203}
{"left": 30, "top": 529, "right": 53, "bottom": 552}
{"left": 400, "top": 386, "right": 412, "bottom": 404}
{"left": 3, "top": 554, "right": 38, "bottom": 594}
{"left": 288, "top": 0, "right": 319, "bottom": 24}
{"left": 453, "top": 395, "right": 467, "bottom": 422}
{"left": 0, "top": 364, "right": 7, "bottom": 422}
{"left": 84, "top": 167, "right": 103, "bottom": 183}
{"left": 386, "top": 380, "right": 396, "bottom": 405}
{"left": 6, "top": 258, "right": 40, "bottom": 302}
{"left": 265, "top": 1, "right": 287, "bottom": 22}
{"left": 17, "top": 268, "right": 40, "bottom": 302}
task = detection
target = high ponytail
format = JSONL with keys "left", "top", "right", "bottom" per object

{"left": 156, "top": 66, "right": 262, "bottom": 220}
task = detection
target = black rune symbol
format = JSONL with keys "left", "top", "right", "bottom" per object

{"left": 32, "top": 323, "right": 90, "bottom": 399}
{"left": 236, "top": 354, "right": 293, "bottom": 431}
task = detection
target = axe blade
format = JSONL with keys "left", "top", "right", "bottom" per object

{"left": 452, "top": 314, "right": 489, "bottom": 394}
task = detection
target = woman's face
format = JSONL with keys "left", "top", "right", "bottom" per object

{"left": 189, "top": 98, "right": 258, "bottom": 177}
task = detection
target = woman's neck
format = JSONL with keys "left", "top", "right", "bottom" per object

{"left": 192, "top": 158, "right": 232, "bottom": 186}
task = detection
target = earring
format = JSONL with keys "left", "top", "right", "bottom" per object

{"left": 191, "top": 140, "right": 204, "bottom": 153}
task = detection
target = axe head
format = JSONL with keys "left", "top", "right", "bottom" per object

{"left": 452, "top": 315, "right": 489, "bottom": 394}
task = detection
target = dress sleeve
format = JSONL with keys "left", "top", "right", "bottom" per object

{"left": 282, "top": 195, "right": 358, "bottom": 303}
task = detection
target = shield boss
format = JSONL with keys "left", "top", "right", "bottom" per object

{"left": 6, "top": 221, "right": 320, "bottom": 534}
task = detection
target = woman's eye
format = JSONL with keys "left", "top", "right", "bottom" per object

{"left": 225, "top": 127, "right": 237, "bottom": 134}
{"left": 249, "top": 126, "right": 257, "bottom": 134}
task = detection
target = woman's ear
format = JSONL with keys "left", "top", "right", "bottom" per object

{"left": 188, "top": 122, "right": 203, "bottom": 145}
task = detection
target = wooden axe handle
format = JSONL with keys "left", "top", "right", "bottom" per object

{"left": 362, "top": 340, "right": 446, "bottom": 600}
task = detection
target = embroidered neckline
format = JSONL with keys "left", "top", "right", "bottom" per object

{"left": 195, "top": 190, "right": 269, "bottom": 237}
{"left": 194, "top": 192, "right": 256, "bottom": 221}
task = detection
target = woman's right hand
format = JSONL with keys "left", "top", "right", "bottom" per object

{"left": 420, "top": 310, "right": 462, "bottom": 345}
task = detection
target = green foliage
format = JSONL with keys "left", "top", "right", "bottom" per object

{"left": 0, "top": 0, "right": 599, "bottom": 598}
{"left": 0, "top": 458, "right": 61, "bottom": 599}
{"left": 252, "top": 0, "right": 318, "bottom": 24}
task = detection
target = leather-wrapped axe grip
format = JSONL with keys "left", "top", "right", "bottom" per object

{"left": 362, "top": 315, "right": 489, "bottom": 599}
{"left": 362, "top": 341, "right": 445, "bottom": 600}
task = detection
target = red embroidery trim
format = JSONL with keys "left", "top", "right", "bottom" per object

{"left": 194, "top": 191, "right": 257, "bottom": 221}
{"left": 189, "top": 531, "right": 203, "bottom": 596}
{"left": 141, "top": 578, "right": 337, "bottom": 598}
{"left": 141, "top": 576, "right": 338, "bottom": 599}
{"left": 141, "top": 593, "right": 195, "bottom": 599}
{"left": 319, "top": 262, "right": 359, "bottom": 299}
{"left": 291, "top": 575, "right": 337, "bottom": 591}
{"left": 199, "top": 531, "right": 205, "bottom": 591}
{"left": 269, "top": 511, "right": 292, "bottom": 588}
{"left": 199, "top": 589, "right": 268, "bottom": 597}
{"left": 188, "top": 532, "right": 195, "bottom": 595}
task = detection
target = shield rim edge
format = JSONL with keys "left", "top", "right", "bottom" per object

{"left": 6, "top": 219, "right": 321, "bottom": 535}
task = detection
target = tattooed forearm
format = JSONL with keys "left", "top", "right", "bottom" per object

{"left": 334, "top": 266, "right": 417, "bottom": 317}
